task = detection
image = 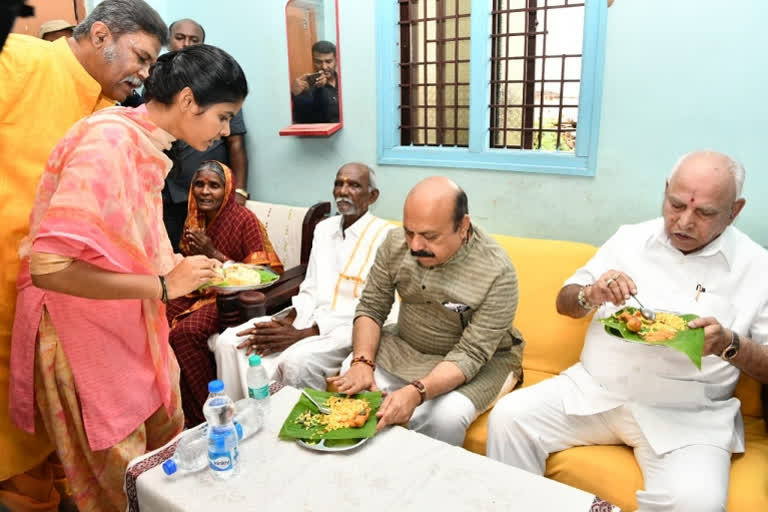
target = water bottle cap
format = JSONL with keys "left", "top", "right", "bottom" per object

{"left": 208, "top": 380, "right": 224, "bottom": 393}
{"left": 235, "top": 422, "right": 243, "bottom": 440}
{"left": 162, "top": 459, "right": 177, "bottom": 475}
{"left": 248, "top": 354, "right": 262, "bottom": 367}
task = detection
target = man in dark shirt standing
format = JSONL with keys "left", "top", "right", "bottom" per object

{"left": 291, "top": 40, "right": 339, "bottom": 124}
{"left": 162, "top": 18, "right": 250, "bottom": 251}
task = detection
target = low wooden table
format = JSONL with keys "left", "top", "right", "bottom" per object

{"left": 126, "top": 387, "right": 615, "bottom": 511}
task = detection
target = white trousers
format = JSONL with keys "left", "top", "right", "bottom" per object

{"left": 340, "top": 355, "right": 477, "bottom": 447}
{"left": 486, "top": 375, "right": 731, "bottom": 512}
{"left": 212, "top": 317, "right": 353, "bottom": 399}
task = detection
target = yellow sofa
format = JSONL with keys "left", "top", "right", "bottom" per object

{"left": 461, "top": 234, "right": 768, "bottom": 511}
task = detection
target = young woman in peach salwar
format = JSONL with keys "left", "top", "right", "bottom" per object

{"left": 9, "top": 44, "right": 248, "bottom": 512}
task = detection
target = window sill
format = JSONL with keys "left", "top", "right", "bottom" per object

{"left": 378, "top": 146, "right": 596, "bottom": 176}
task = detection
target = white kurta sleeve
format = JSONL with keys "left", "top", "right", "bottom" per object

{"left": 749, "top": 297, "right": 768, "bottom": 345}
{"left": 291, "top": 229, "right": 321, "bottom": 329}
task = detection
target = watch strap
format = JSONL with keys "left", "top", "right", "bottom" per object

{"left": 721, "top": 330, "right": 740, "bottom": 360}
{"left": 409, "top": 380, "right": 427, "bottom": 405}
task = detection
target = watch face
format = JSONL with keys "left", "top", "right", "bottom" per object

{"left": 724, "top": 347, "right": 738, "bottom": 360}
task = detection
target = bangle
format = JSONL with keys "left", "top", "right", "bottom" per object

{"left": 577, "top": 285, "right": 597, "bottom": 311}
{"left": 158, "top": 275, "right": 168, "bottom": 304}
{"left": 235, "top": 188, "right": 250, "bottom": 200}
{"left": 351, "top": 355, "right": 375, "bottom": 371}
{"left": 409, "top": 380, "right": 427, "bottom": 405}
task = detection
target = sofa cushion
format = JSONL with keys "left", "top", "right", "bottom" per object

{"left": 544, "top": 416, "right": 768, "bottom": 512}
{"left": 734, "top": 371, "right": 763, "bottom": 419}
{"left": 490, "top": 235, "right": 596, "bottom": 377}
{"left": 547, "top": 444, "right": 641, "bottom": 511}
{"left": 245, "top": 200, "right": 308, "bottom": 269}
{"left": 462, "top": 368, "right": 564, "bottom": 456}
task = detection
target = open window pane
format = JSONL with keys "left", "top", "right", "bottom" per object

{"left": 490, "top": 0, "right": 584, "bottom": 151}
{"left": 399, "top": 0, "right": 472, "bottom": 147}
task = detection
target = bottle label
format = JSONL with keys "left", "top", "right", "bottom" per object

{"left": 209, "top": 452, "right": 233, "bottom": 471}
{"left": 248, "top": 385, "right": 269, "bottom": 399}
{"left": 208, "top": 426, "right": 237, "bottom": 472}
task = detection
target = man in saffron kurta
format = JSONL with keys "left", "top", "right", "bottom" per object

{"left": 0, "top": 2, "right": 167, "bottom": 508}
{"left": 215, "top": 163, "right": 395, "bottom": 393}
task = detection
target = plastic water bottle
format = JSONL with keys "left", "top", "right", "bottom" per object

{"left": 233, "top": 398, "right": 263, "bottom": 441}
{"left": 202, "top": 380, "right": 239, "bottom": 479}
{"left": 245, "top": 354, "right": 270, "bottom": 419}
{"left": 246, "top": 354, "right": 270, "bottom": 400}
{"left": 162, "top": 427, "right": 208, "bottom": 476}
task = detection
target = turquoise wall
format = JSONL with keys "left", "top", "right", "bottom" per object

{"left": 153, "top": 0, "right": 767, "bottom": 247}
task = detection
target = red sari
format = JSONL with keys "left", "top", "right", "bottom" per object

{"left": 168, "top": 162, "right": 282, "bottom": 425}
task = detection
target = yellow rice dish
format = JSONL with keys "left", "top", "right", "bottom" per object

{"left": 615, "top": 309, "right": 689, "bottom": 342}
{"left": 295, "top": 396, "right": 371, "bottom": 434}
{"left": 212, "top": 263, "right": 262, "bottom": 286}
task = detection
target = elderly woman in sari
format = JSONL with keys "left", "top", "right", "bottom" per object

{"left": 10, "top": 44, "right": 247, "bottom": 512}
{"left": 167, "top": 160, "right": 283, "bottom": 426}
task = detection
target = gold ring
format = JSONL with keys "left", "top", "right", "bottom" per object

{"left": 612, "top": 273, "right": 620, "bottom": 279}
{"left": 604, "top": 278, "right": 614, "bottom": 286}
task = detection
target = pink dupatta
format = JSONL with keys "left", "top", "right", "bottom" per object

{"left": 10, "top": 105, "right": 179, "bottom": 450}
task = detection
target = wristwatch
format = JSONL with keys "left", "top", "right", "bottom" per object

{"left": 409, "top": 380, "right": 427, "bottom": 405}
{"left": 721, "top": 330, "right": 741, "bottom": 361}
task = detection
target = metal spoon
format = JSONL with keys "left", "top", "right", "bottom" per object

{"left": 630, "top": 294, "right": 656, "bottom": 321}
{"left": 301, "top": 390, "right": 331, "bottom": 415}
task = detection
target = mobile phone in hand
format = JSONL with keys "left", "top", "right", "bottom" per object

{"left": 306, "top": 72, "right": 321, "bottom": 86}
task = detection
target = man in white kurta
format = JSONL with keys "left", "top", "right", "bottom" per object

{"left": 213, "top": 163, "right": 395, "bottom": 393}
{"left": 486, "top": 151, "right": 768, "bottom": 512}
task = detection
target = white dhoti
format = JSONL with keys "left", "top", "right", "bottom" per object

{"left": 340, "top": 355, "right": 477, "bottom": 447}
{"left": 211, "top": 213, "right": 396, "bottom": 400}
{"left": 486, "top": 375, "right": 731, "bottom": 512}
{"left": 211, "top": 316, "right": 353, "bottom": 399}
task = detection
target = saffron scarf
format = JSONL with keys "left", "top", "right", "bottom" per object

{"left": 179, "top": 161, "right": 283, "bottom": 272}
{"left": 170, "top": 162, "right": 283, "bottom": 327}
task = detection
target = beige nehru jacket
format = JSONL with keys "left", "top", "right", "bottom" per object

{"left": 355, "top": 225, "right": 524, "bottom": 411}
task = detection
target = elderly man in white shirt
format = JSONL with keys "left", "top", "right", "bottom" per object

{"left": 486, "top": 150, "right": 768, "bottom": 512}
{"left": 214, "top": 162, "right": 395, "bottom": 392}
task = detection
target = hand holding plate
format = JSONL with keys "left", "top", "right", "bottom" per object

{"left": 165, "top": 255, "right": 221, "bottom": 299}
{"left": 688, "top": 316, "right": 731, "bottom": 356}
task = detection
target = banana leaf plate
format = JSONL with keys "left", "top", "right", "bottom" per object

{"left": 279, "top": 388, "right": 383, "bottom": 448}
{"left": 599, "top": 307, "right": 705, "bottom": 369}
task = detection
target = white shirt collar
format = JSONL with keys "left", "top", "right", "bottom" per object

{"left": 646, "top": 217, "right": 735, "bottom": 269}
{"left": 333, "top": 211, "right": 373, "bottom": 239}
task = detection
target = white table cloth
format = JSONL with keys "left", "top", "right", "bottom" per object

{"left": 127, "top": 386, "right": 611, "bottom": 512}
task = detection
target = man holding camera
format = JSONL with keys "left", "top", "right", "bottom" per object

{"left": 291, "top": 40, "right": 339, "bottom": 123}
